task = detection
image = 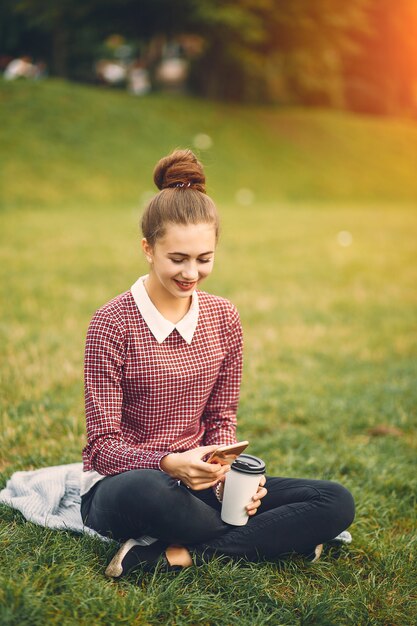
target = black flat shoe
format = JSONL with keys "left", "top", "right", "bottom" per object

{"left": 105, "top": 538, "right": 182, "bottom": 578}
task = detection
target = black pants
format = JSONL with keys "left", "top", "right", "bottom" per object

{"left": 81, "top": 470, "right": 355, "bottom": 562}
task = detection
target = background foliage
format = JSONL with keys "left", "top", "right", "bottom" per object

{"left": 1, "top": 0, "right": 417, "bottom": 115}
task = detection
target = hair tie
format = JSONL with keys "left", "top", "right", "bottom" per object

{"left": 169, "top": 181, "right": 191, "bottom": 188}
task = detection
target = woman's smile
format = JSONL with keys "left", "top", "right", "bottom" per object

{"left": 173, "top": 278, "right": 198, "bottom": 291}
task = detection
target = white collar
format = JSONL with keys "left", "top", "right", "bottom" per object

{"left": 130, "top": 275, "right": 199, "bottom": 345}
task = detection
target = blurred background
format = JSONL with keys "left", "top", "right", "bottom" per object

{"left": 1, "top": 0, "right": 417, "bottom": 115}
{"left": 1, "top": 0, "right": 417, "bottom": 212}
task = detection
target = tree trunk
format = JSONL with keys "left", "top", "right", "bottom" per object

{"left": 52, "top": 18, "right": 69, "bottom": 77}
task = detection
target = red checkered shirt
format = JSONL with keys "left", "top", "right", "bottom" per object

{"left": 82, "top": 283, "right": 242, "bottom": 476}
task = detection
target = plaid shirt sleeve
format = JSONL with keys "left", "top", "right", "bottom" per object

{"left": 202, "top": 304, "right": 242, "bottom": 446}
{"left": 84, "top": 310, "right": 168, "bottom": 474}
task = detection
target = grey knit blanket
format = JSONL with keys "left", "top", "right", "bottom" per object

{"left": 0, "top": 462, "right": 106, "bottom": 539}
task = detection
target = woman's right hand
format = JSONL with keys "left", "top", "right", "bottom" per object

{"left": 160, "top": 445, "right": 229, "bottom": 490}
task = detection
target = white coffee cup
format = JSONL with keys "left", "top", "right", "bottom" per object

{"left": 221, "top": 454, "right": 266, "bottom": 526}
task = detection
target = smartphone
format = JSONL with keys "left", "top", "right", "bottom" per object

{"left": 206, "top": 441, "right": 249, "bottom": 465}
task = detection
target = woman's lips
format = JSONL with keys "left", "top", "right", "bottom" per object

{"left": 174, "top": 279, "right": 197, "bottom": 291}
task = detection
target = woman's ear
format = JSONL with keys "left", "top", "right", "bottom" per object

{"left": 141, "top": 238, "right": 153, "bottom": 264}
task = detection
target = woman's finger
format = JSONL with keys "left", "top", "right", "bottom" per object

{"left": 181, "top": 474, "right": 225, "bottom": 491}
{"left": 247, "top": 488, "right": 267, "bottom": 513}
{"left": 192, "top": 460, "right": 225, "bottom": 473}
{"left": 189, "top": 478, "right": 220, "bottom": 491}
{"left": 188, "top": 466, "right": 228, "bottom": 482}
{"left": 254, "top": 487, "right": 268, "bottom": 500}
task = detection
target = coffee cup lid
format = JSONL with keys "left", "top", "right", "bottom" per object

{"left": 231, "top": 453, "right": 265, "bottom": 475}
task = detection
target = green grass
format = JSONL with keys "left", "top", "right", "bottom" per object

{"left": 1, "top": 78, "right": 417, "bottom": 208}
{"left": 1, "top": 79, "right": 417, "bottom": 625}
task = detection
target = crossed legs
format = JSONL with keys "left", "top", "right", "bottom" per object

{"left": 81, "top": 469, "right": 354, "bottom": 564}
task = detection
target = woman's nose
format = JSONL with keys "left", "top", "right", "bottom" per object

{"left": 181, "top": 262, "right": 198, "bottom": 280}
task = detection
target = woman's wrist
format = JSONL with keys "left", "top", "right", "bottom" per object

{"left": 160, "top": 453, "right": 177, "bottom": 475}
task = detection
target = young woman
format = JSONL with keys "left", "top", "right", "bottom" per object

{"left": 80, "top": 149, "right": 355, "bottom": 576}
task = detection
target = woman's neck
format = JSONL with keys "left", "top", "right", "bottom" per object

{"left": 144, "top": 275, "right": 191, "bottom": 324}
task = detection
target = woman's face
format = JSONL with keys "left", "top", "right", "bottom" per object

{"left": 143, "top": 222, "right": 216, "bottom": 300}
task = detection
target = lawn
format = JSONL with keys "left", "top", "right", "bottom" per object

{"left": 0, "top": 80, "right": 416, "bottom": 625}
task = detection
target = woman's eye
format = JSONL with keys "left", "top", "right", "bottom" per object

{"left": 170, "top": 257, "right": 211, "bottom": 264}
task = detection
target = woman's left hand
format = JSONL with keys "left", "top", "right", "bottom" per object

{"left": 246, "top": 475, "right": 267, "bottom": 516}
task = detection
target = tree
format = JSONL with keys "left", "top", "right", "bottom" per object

{"left": 344, "top": 0, "right": 417, "bottom": 114}
{"left": 10, "top": 1, "right": 96, "bottom": 76}
{"left": 2, "top": 0, "right": 416, "bottom": 115}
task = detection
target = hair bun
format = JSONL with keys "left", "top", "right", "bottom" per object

{"left": 153, "top": 149, "right": 206, "bottom": 193}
